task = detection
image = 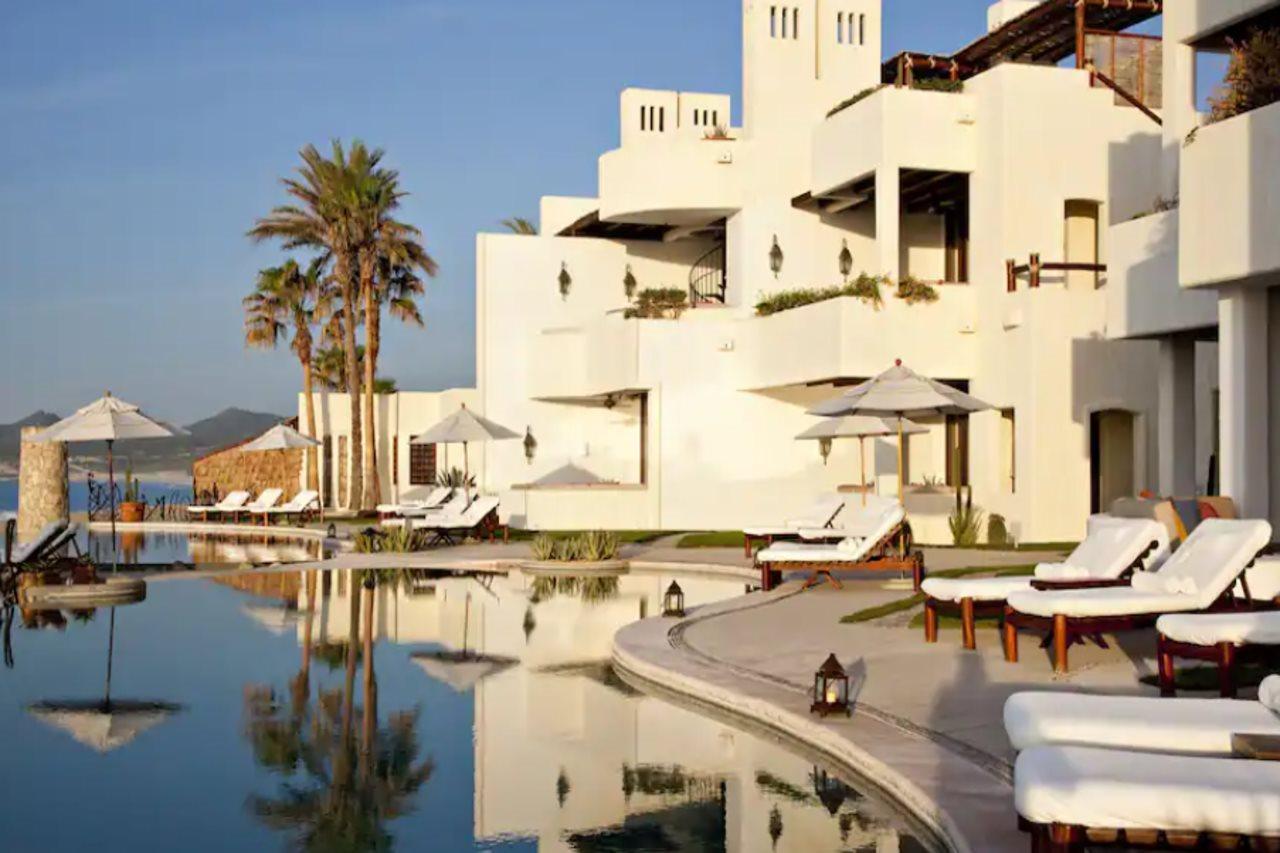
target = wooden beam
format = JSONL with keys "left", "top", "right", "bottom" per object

{"left": 1076, "top": 0, "right": 1087, "bottom": 69}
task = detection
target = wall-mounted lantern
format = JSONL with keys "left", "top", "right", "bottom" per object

{"left": 523, "top": 427, "right": 537, "bottom": 465}
{"left": 769, "top": 235, "right": 784, "bottom": 278}
{"left": 839, "top": 239, "right": 854, "bottom": 282}
{"left": 623, "top": 264, "right": 637, "bottom": 301}
{"left": 810, "top": 653, "right": 851, "bottom": 717}
{"left": 558, "top": 263, "right": 572, "bottom": 300}
{"left": 819, "top": 437, "right": 833, "bottom": 466}
{"left": 662, "top": 580, "right": 685, "bottom": 617}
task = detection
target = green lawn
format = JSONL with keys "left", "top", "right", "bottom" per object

{"left": 839, "top": 564, "right": 1035, "bottom": 624}
{"left": 676, "top": 531, "right": 746, "bottom": 549}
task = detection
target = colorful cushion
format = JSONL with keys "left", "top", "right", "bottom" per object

{"left": 1199, "top": 501, "right": 1222, "bottom": 520}
{"left": 1172, "top": 499, "right": 1202, "bottom": 539}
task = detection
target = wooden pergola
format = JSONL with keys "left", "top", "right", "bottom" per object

{"left": 882, "top": 0, "right": 1161, "bottom": 84}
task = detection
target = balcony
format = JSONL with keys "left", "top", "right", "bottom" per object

{"left": 527, "top": 316, "right": 641, "bottom": 401}
{"left": 1107, "top": 210, "right": 1218, "bottom": 338}
{"left": 1181, "top": 100, "right": 1280, "bottom": 288}
{"left": 733, "top": 290, "right": 977, "bottom": 391}
{"left": 597, "top": 138, "right": 742, "bottom": 227}
{"left": 811, "top": 86, "right": 976, "bottom": 197}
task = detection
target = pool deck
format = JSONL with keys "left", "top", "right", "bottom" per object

{"left": 121, "top": 534, "right": 1176, "bottom": 852}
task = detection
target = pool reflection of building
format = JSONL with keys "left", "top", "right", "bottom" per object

{"left": 299, "top": 571, "right": 924, "bottom": 852}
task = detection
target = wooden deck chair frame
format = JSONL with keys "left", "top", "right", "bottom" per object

{"left": 757, "top": 523, "right": 922, "bottom": 592}
{"left": 424, "top": 508, "right": 507, "bottom": 548}
{"left": 1019, "top": 815, "right": 1280, "bottom": 852}
{"left": 1156, "top": 585, "right": 1280, "bottom": 698}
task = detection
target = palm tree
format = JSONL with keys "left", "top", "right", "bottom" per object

{"left": 313, "top": 345, "right": 398, "bottom": 395}
{"left": 243, "top": 258, "right": 328, "bottom": 494}
{"left": 349, "top": 155, "right": 435, "bottom": 511}
{"left": 250, "top": 142, "right": 365, "bottom": 510}
{"left": 500, "top": 217, "right": 537, "bottom": 235}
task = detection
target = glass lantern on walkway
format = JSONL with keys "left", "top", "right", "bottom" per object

{"left": 662, "top": 581, "right": 685, "bottom": 617}
{"left": 810, "top": 653, "right": 851, "bottom": 717}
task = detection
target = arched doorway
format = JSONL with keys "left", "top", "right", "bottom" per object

{"left": 1091, "top": 409, "right": 1136, "bottom": 513}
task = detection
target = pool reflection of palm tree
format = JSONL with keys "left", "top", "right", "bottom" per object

{"left": 244, "top": 571, "right": 434, "bottom": 851}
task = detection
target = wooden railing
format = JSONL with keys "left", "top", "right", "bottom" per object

{"left": 1006, "top": 254, "right": 1107, "bottom": 292}
{"left": 1087, "top": 63, "right": 1162, "bottom": 126}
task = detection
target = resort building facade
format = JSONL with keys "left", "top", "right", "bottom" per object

{"left": 1107, "top": 0, "right": 1280, "bottom": 531}
{"left": 468, "top": 0, "right": 1178, "bottom": 543}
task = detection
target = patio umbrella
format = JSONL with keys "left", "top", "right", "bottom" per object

{"left": 32, "top": 392, "right": 181, "bottom": 569}
{"left": 410, "top": 405, "right": 519, "bottom": 504}
{"left": 238, "top": 423, "right": 320, "bottom": 453}
{"left": 796, "top": 415, "right": 927, "bottom": 506}
{"left": 809, "top": 361, "right": 992, "bottom": 499}
{"left": 410, "top": 650, "right": 518, "bottom": 693}
{"left": 27, "top": 608, "right": 182, "bottom": 753}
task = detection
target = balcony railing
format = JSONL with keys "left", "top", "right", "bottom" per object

{"left": 1006, "top": 254, "right": 1107, "bottom": 292}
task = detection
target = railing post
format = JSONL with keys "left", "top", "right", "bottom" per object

{"left": 1006, "top": 259, "right": 1016, "bottom": 293}
{"left": 1030, "top": 253, "right": 1041, "bottom": 289}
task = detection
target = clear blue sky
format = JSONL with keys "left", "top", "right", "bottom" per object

{"left": 0, "top": 0, "right": 1035, "bottom": 423}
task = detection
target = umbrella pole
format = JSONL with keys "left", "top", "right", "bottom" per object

{"left": 107, "top": 439, "right": 117, "bottom": 573}
{"left": 104, "top": 607, "right": 116, "bottom": 710}
{"left": 859, "top": 437, "right": 867, "bottom": 507}
{"left": 463, "top": 442, "right": 471, "bottom": 507}
{"left": 896, "top": 417, "right": 905, "bottom": 502}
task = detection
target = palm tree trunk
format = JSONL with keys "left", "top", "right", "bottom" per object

{"left": 302, "top": 357, "right": 320, "bottom": 494}
{"left": 337, "top": 254, "right": 363, "bottom": 511}
{"left": 361, "top": 264, "right": 381, "bottom": 509}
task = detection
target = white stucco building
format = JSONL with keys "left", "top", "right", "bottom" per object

{"left": 1107, "top": 0, "right": 1280, "bottom": 530}
{"left": 469, "top": 0, "right": 1176, "bottom": 543}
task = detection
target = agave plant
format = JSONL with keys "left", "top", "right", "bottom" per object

{"left": 579, "top": 530, "right": 620, "bottom": 562}
{"left": 435, "top": 467, "right": 476, "bottom": 492}
{"left": 530, "top": 533, "right": 557, "bottom": 561}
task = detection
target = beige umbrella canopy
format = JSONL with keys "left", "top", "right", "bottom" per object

{"left": 411, "top": 405, "right": 520, "bottom": 503}
{"left": 796, "top": 415, "right": 927, "bottom": 505}
{"left": 31, "top": 392, "right": 182, "bottom": 567}
{"left": 810, "top": 361, "right": 992, "bottom": 498}
{"left": 28, "top": 699, "right": 182, "bottom": 754}
{"left": 410, "top": 650, "right": 518, "bottom": 693}
{"left": 239, "top": 423, "right": 320, "bottom": 453}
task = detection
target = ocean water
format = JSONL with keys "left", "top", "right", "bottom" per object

{"left": 0, "top": 479, "right": 189, "bottom": 514}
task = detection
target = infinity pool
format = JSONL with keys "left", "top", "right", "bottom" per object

{"left": 0, "top": 567, "right": 932, "bottom": 851}
{"left": 16, "top": 528, "right": 330, "bottom": 566}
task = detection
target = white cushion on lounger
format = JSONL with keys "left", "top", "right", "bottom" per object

{"left": 757, "top": 540, "right": 871, "bottom": 563}
{"left": 744, "top": 495, "right": 847, "bottom": 537}
{"left": 1033, "top": 563, "right": 1091, "bottom": 580}
{"left": 1157, "top": 611, "right": 1280, "bottom": 647}
{"left": 921, "top": 575, "right": 1034, "bottom": 603}
{"left": 1262, "top": 676, "right": 1280, "bottom": 714}
{"left": 1004, "top": 691, "right": 1280, "bottom": 756}
{"left": 1007, "top": 519, "right": 1272, "bottom": 618}
{"left": 10, "top": 521, "right": 66, "bottom": 563}
{"left": 1015, "top": 745, "right": 1280, "bottom": 834}
{"left": 1237, "top": 556, "right": 1280, "bottom": 601}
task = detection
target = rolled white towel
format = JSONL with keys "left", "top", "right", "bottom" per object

{"left": 1132, "top": 571, "right": 1198, "bottom": 596}
{"left": 1034, "top": 563, "right": 1092, "bottom": 581}
{"left": 836, "top": 537, "right": 865, "bottom": 554}
{"left": 1261, "top": 676, "right": 1280, "bottom": 715}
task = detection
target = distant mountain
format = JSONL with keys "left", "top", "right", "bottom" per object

{"left": 0, "top": 406, "right": 287, "bottom": 475}
{"left": 0, "top": 411, "right": 61, "bottom": 458}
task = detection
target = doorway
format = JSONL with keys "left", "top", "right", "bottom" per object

{"left": 1091, "top": 410, "right": 1135, "bottom": 513}
{"left": 1064, "top": 199, "right": 1101, "bottom": 290}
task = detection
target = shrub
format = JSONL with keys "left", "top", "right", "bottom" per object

{"left": 380, "top": 525, "right": 423, "bottom": 553}
{"left": 530, "top": 533, "right": 557, "bottom": 561}
{"left": 436, "top": 467, "right": 475, "bottom": 492}
{"left": 553, "top": 536, "right": 583, "bottom": 562}
{"left": 987, "top": 513, "right": 1009, "bottom": 547}
{"left": 1209, "top": 28, "right": 1280, "bottom": 124}
{"left": 828, "top": 79, "right": 963, "bottom": 118}
{"left": 949, "top": 487, "right": 985, "bottom": 547}
{"left": 895, "top": 276, "right": 939, "bottom": 305}
{"left": 530, "top": 530, "right": 621, "bottom": 562}
{"left": 624, "top": 288, "right": 688, "bottom": 319}
{"left": 579, "top": 530, "right": 620, "bottom": 562}
{"left": 828, "top": 85, "right": 884, "bottom": 117}
{"left": 754, "top": 273, "right": 886, "bottom": 317}
{"left": 122, "top": 465, "right": 142, "bottom": 504}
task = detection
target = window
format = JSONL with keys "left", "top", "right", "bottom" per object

{"left": 859, "top": 13, "right": 865, "bottom": 45}
{"left": 792, "top": 8, "right": 799, "bottom": 39}
{"left": 409, "top": 443, "right": 437, "bottom": 486}
{"left": 837, "top": 12, "right": 844, "bottom": 44}
{"left": 322, "top": 436, "right": 333, "bottom": 507}
{"left": 640, "top": 105, "right": 647, "bottom": 131}
{"left": 945, "top": 414, "right": 970, "bottom": 488}
{"left": 658, "top": 106, "right": 665, "bottom": 132}
{"left": 771, "top": 6, "right": 777, "bottom": 38}
{"left": 1064, "top": 199, "right": 1101, "bottom": 289}
{"left": 781, "top": 7, "right": 788, "bottom": 38}
{"left": 1001, "top": 409, "right": 1016, "bottom": 493}
{"left": 392, "top": 435, "right": 398, "bottom": 486}
{"left": 712, "top": 110, "right": 718, "bottom": 126}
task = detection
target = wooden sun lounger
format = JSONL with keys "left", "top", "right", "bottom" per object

{"left": 1156, "top": 603, "right": 1280, "bottom": 698}
{"left": 756, "top": 523, "right": 923, "bottom": 592}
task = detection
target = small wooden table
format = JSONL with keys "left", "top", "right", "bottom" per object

{"left": 1231, "top": 733, "right": 1280, "bottom": 761}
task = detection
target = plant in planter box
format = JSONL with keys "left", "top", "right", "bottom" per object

{"left": 120, "top": 464, "right": 145, "bottom": 522}
{"left": 623, "top": 288, "right": 688, "bottom": 319}
{"left": 1209, "top": 28, "right": 1280, "bottom": 124}
{"left": 895, "top": 276, "right": 939, "bottom": 305}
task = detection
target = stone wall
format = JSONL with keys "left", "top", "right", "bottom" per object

{"left": 193, "top": 445, "right": 302, "bottom": 502}
{"left": 17, "top": 425, "right": 68, "bottom": 543}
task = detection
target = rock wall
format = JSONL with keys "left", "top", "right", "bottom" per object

{"left": 193, "top": 446, "right": 302, "bottom": 502}
{"left": 17, "top": 426, "right": 68, "bottom": 543}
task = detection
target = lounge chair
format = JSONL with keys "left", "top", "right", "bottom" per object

{"left": 232, "top": 489, "right": 283, "bottom": 523}
{"left": 742, "top": 494, "right": 846, "bottom": 557}
{"left": 4, "top": 518, "right": 74, "bottom": 568}
{"left": 921, "top": 516, "right": 1168, "bottom": 650}
{"left": 412, "top": 496, "right": 504, "bottom": 546}
{"left": 383, "top": 490, "right": 467, "bottom": 528}
{"left": 1156, "top": 610, "right": 1280, "bottom": 698}
{"left": 187, "top": 490, "right": 251, "bottom": 523}
{"left": 1002, "top": 519, "right": 1272, "bottom": 674}
{"left": 755, "top": 500, "right": 921, "bottom": 591}
{"left": 256, "top": 490, "right": 321, "bottom": 526}
{"left": 1014, "top": 743, "right": 1280, "bottom": 852}
{"left": 1004, "top": 677, "right": 1280, "bottom": 756}
{"left": 376, "top": 486, "right": 451, "bottom": 520}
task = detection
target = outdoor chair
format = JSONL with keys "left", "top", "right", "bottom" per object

{"left": 1002, "top": 519, "right": 1272, "bottom": 674}
{"left": 376, "top": 486, "right": 451, "bottom": 520}
{"left": 921, "top": 516, "right": 1168, "bottom": 650}
{"left": 1156, "top": 610, "right": 1280, "bottom": 698}
{"left": 186, "top": 490, "right": 250, "bottom": 522}
{"left": 257, "top": 490, "right": 321, "bottom": 526}
{"left": 411, "top": 496, "right": 504, "bottom": 546}
{"left": 742, "top": 494, "right": 846, "bottom": 557}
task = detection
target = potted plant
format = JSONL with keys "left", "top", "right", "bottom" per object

{"left": 119, "top": 464, "right": 145, "bottom": 523}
